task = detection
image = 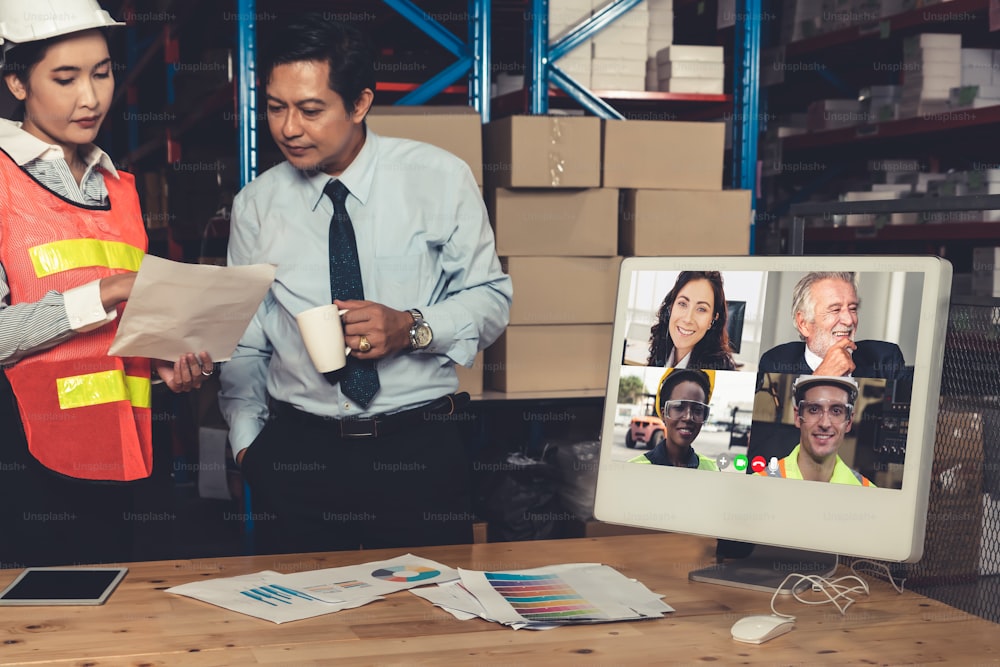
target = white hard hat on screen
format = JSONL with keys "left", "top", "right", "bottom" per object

{"left": 0, "top": 0, "right": 122, "bottom": 52}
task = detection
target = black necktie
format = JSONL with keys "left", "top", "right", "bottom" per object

{"left": 324, "top": 180, "right": 380, "bottom": 407}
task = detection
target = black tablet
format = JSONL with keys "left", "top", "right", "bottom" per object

{"left": 0, "top": 567, "right": 128, "bottom": 606}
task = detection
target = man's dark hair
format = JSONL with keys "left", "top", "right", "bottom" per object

{"left": 259, "top": 13, "right": 376, "bottom": 115}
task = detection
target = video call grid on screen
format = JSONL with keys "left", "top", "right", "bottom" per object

{"left": 595, "top": 256, "right": 952, "bottom": 562}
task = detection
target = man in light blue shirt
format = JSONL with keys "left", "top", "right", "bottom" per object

{"left": 219, "top": 14, "right": 512, "bottom": 555}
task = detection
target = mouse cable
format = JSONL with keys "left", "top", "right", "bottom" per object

{"left": 769, "top": 571, "right": 870, "bottom": 618}
{"left": 848, "top": 559, "right": 907, "bottom": 594}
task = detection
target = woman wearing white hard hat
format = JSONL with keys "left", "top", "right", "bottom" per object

{"left": 0, "top": 0, "right": 211, "bottom": 566}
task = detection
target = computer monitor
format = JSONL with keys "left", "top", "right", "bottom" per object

{"left": 595, "top": 256, "right": 952, "bottom": 592}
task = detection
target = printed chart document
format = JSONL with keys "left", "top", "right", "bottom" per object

{"left": 108, "top": 255, "right": 275, "bottom": 361}
{"left": 166, "top": 554, "right": 458, "bottom": 624}
{"left": 411, "top": 563, "right": 673, "bottom": 630}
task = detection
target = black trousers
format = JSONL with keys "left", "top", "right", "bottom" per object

{"left": 0, "top": 376, "right": 136, "bottom": 568}
{"left": 239, "top": 403, "right": 474, "bottom": 555}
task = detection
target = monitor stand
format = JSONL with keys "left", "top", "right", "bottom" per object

{"left": 688, "top": 545, "right": 839, "bottom": 594}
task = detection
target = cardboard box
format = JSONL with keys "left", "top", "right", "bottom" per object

{"left": 619, "top": 189, "right": 751, "bottom": 255}
{"left": 367, "top": 106, "right": 483, "bottom": 186}
{"left": 488, "top": 187, "right": 619, "bottom": 257}
{"left": 484, "top": 115, "right": 602, "bottom": 188}
{"left": 603, "top": 120, "right": 725, "bottom": 190}
{"left": 502, "top": 256, "right": 622, "bottom": 324}
{"left": 456, "top": 352, "right": 484, "bottom": 397}
{"left": 485, "top": 324, "right": 613, "bottom": 392}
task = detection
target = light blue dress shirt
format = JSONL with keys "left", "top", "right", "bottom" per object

{"left": 219, "top": 131, "right": 513, "bottom": 455}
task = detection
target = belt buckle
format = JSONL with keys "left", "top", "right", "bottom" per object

{"left": 339, "top": 416, "right": 378, "bottom": 438}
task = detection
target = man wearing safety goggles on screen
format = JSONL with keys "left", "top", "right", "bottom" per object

{"left": 758, "top": 375, "right": 876, "bottom": 486}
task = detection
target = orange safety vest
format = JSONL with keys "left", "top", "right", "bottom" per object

{"left": 0, "top": 151, "right": 152, "bottom": 481}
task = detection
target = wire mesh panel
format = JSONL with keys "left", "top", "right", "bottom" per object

{"left": 907, "top": 297, "right": 1000, "bottom": 622}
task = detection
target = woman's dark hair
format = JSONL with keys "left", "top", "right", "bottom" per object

{"left": 647, "top": 271, "right": 735, "bottom": 370}
{"left": 658, "top": 368, "right": 711, "bottom": 417}
{"left": 2, "top": 29, "right": 111, "bottom": 121}
{"left": 258, "top": 13, "right": 376, "bottom": 116}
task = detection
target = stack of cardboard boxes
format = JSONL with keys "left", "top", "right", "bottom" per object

{"left": 606, "top": 119, "right": 751, "bottom": 256}
{"left": 482, "top": 116, "right": 620, "bottom": 393}
{"left": 481, "top": 114, "right": 751, "bottom": 394}
{"left": 366, "top": 107, "right": 751, "bottom": 395}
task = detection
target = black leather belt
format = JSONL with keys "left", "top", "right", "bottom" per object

{"left": 273, "top": 392, "right": 470, "bottom": 439}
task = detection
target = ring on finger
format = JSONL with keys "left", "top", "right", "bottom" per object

{"left": 358, "top": 335, "right": 372, "bottom": 353}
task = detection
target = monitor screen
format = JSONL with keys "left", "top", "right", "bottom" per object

{"left": 595, "top": 256, "right": 952, "bottom": 573}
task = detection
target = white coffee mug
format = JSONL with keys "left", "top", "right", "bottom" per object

{"left": 296, "top": 305, "right": 351, "bottom": 373}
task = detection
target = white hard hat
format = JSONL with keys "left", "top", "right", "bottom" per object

{"left": 0, "top": 0, "right": 123, "bottom": 51}
{"left": 792, "top": 374, "right": 859, "bottom": 404}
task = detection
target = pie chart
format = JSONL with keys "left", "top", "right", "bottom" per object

{"left": 371, "top": 565, "right": 440, "bottom": 583}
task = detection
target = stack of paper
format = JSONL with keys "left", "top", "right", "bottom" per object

{"left": 167, "top": 554, "right": 458, "bottom": 624}
{"left": 411, "top": 563, "right": 673, "bottom": 630}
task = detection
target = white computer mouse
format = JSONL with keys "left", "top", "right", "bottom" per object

{"left": 730, "top": 614, "right": 795, "bottom": 644}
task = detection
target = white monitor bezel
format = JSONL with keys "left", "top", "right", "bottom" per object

{"left": 593, "top": 255, "right": 952, "bottom": 562}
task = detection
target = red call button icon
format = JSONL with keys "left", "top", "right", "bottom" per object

{"left": 750, "top": 456, "right": 767, "bottom": 473}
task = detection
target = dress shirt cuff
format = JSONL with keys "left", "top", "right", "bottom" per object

{"left": 420, "top": 306, "right": 477, "bottom": 366}
{"left": 228, "top": 412, "right": 266, "bottom": 459}
{"left": 64, "top": 280, "right": 117, "bottom": 333}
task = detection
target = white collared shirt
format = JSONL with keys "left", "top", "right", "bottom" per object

{"left": 0, "top": 119, "right": 122, "bottom": 365}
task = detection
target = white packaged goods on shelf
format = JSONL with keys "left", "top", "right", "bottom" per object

{"left": 868, "top": 157, "right": 921, "bottom": 176}
{"left": 592, "top": 73, "right": 647, "bottom": 91}
{"left": 659, "top": 60, "right": 726, "bottom": 79}
{"left": 647, "top": 21, "right": 673, "bottom": 46}
{"left": 594, "top": 22, "right": 649, "bottom": 45}
{"left": 961, "top": 48, "right": 995, "bottom": 86}
{"left": 593, "top": 40, "right": 648, "bottom": 61}
{"left": 907, "top": 61, "right": 962, "bottom": 78}
{"left": 655, "top": 44, "right": 725, "bottom": 65}
{"left": 903, "top": 33, "right": 962, "bottom": 53}
{"left": 657, "top": 77, "right": 725, "bottom": 94}
{"left": 591, "top": 57, "right": 645, "bottom": 76}
{"left": 648, "top": 0, "right": 673, "bottom": 22}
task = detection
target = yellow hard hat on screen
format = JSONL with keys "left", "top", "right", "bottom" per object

{"left": 655, "top": 367, "right": 715, "bottom": 419}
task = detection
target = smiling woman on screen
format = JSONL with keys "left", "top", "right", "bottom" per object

{"left": 648, "top": 271, "right": 736, "bottom": 370}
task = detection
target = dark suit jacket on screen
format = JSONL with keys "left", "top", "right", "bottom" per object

{"left": 758, "top": 339, "right": 909, "bottom": 380}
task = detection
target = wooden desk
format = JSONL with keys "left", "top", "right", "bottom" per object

{"left": 1, "top": 533, "right": 997, "bottom": 665}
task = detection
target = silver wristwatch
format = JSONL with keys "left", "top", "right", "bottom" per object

{"left": 407, "top": 309, "right": 433, "bottom": 350}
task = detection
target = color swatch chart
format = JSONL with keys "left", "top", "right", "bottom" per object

{"left": 484, "top": 572, "right": 606, "bottom": 622}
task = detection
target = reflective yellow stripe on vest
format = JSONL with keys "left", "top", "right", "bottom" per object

{"left": 56, "top": 370, "right": 151, "bottom": 410}
{"left": 29, "top": 239, "right": 144, "bottom": 278}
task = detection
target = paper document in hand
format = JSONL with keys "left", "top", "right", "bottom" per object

{"left": 107, "top": 255, "right": 275, "bottom": 361}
